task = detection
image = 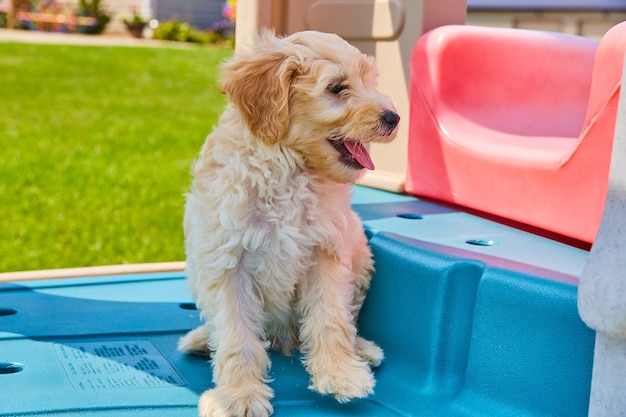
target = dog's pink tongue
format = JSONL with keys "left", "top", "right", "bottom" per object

{"left": 344, "top": 141, "right": 375, "bottom": 170}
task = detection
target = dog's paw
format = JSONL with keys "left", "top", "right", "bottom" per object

{"left": 309, "top": 357, "right": 375, "bottom": 403}
{"left": 178, "top": 325, "right": 211, "bottom": 357}
{"left": 198, "top": 385, "right": 274, "bottom": 417}
{"left": 355, "top": 336, "right": 384, "bottom": 368}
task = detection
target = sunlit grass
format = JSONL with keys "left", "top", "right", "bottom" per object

{"left": 0, "top": 42, "right": 233, "bottom": 272}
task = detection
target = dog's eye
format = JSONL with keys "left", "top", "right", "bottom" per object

{"left": 328, "top": 83, "right": 349, "bottom": 95}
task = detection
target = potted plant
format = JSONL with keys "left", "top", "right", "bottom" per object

{"left": 77, "top": 0, "right": 110, "bottom": 34}
{"left": 122, "top": 7, "right": 146, "bottom": 38}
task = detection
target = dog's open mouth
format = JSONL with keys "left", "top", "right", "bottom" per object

{"left": 328, "top": 138, "right": 375, "bottom": 170}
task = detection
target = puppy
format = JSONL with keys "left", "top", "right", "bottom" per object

{"left": 179, "top": 30, "right": 399, "bottom": 417}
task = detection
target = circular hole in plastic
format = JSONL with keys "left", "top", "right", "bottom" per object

{"left": 397, "top": 213, "right": 424, "bottom": 220}
{"left": 179, "top": 303, "right": 198, "bottom": 310}
{"left": 0, "top": 362, "right": 24, "bottom": 375}
{"left": 0, "top": 308, "right": 17, "bottom": 317}
{"left": 466, "top": 239, "right": 500, "bottom": 247}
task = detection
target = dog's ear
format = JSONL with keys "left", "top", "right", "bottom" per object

{"left": 220, "top": 36, "right": 300, "bottom": 143}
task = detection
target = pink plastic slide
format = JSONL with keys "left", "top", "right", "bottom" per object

{"left": 406, "top": 23, "right": 626, "bottom": 243}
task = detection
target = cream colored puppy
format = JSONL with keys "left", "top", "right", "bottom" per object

{"left": 179, "top": 30, "right": 399, "bottom": 417}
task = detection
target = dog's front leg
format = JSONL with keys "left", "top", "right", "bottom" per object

{"left": 196, "top": 270, "right": 274, "bottom": 417}
{"left": 298, "top": 251, "right": 376, "bottom": 402}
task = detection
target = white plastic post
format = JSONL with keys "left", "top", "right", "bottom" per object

{"left": 578, "top": 53, "right": 626, "bottom": 417}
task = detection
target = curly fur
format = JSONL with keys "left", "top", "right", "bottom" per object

{"left": 178, "top": 30, "right": 399, "bottom": 417}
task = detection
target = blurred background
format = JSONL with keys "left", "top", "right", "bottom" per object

{"left": 1, "top": 0, "right": 623, "bottom": 40}
{"left": 0, "top": 0, "right": 624, "bottom": 274}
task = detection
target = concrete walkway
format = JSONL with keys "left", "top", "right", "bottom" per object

{"left": 0, "top": 28, "right": 197, "bottom": 48}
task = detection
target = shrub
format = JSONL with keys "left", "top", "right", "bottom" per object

{"left": 152, "top": 20, "right": 209, "bottom": 44}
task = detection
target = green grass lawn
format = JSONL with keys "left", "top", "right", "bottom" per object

{"left": 0, "top": 42, "right": 233, "bottom": 272}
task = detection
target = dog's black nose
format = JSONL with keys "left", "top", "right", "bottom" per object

{"left": 381, "top": 111, "right": 400, "bottom": 130}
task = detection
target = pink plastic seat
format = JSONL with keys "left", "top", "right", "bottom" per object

{"left": 406, "top": 23, "right": 626, "bottom": 243}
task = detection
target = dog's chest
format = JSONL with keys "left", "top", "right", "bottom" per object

{"left": 245, "top": 181, "right": 355, "bottom": 345}
{"left": 197, "top": 140, "right": 352, "bottom": 302}
{"left": 241, "top": 174, "right": 350, "bottom": 290}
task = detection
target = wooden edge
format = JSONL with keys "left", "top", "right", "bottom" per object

{"left": 0, "top": 262, "right": 186, "bottom": 282}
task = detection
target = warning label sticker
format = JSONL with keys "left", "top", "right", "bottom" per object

{"left": 53, "top": 340, "right": 187, "bottom": 391}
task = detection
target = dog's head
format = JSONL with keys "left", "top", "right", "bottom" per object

{"left": 220, "top": 30, "right": 399, "bottom": 184}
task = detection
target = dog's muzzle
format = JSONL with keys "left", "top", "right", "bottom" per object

{"left": 328, "top": 111, "right": 400, "bottom": 170}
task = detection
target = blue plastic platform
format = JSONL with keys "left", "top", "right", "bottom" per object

{"left": 0, "top": 186, "right": 595, "bottom": 416}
